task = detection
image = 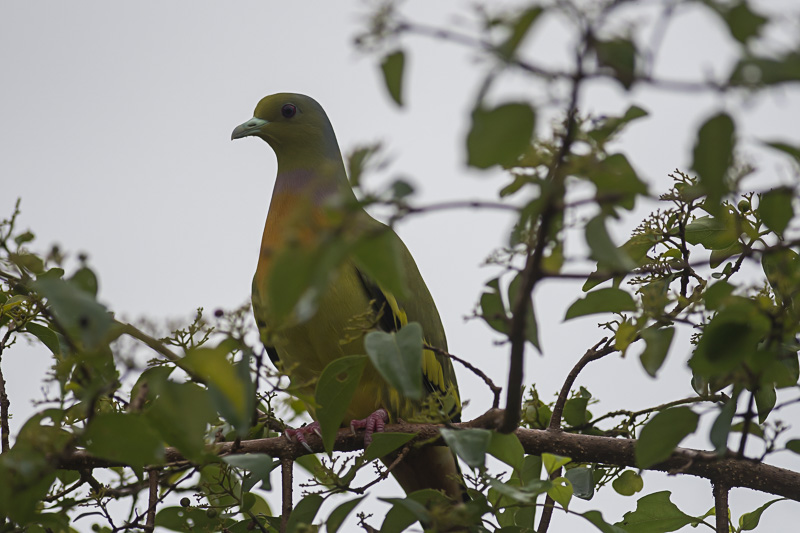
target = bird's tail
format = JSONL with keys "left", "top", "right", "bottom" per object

{"left": 384, "top": 445, "right": 468, "bottom": 501}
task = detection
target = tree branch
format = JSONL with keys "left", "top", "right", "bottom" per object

{"left": 712, "top": 480, "right": 729, "bottom": 533}
{"left": 55, "top": 410, "right": 800, "bottom": 502}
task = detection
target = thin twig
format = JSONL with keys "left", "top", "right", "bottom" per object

{"left": 144, "top": 469, "right": 159, "bottom": 532}
{"left": 549, "top": 338, "right": 615, "bottom": 431}
{"left": 738, "top": 391, "right": 756, "bottom": 458}
{"left": 424, "top": 344, "right": 502, "bottom": 408}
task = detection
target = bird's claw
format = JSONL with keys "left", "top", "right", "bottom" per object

{"left": 350, "top": 409, "right": 389, "bottom": 446}
{"left": 284, "top": 421, "right": 321, "bottom": 453}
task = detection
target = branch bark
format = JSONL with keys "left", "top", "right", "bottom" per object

{"left": 55, "top": 410, "right": 800, "bottom": 502}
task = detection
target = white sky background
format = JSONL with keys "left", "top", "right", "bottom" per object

{"left": 1, "top": 0, "right": 799, "bottom": 531}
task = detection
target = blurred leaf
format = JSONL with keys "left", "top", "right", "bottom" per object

{"left": 639, "top": 326, "right": 675, "bottom": 377}
{"left": 786, "top": 439, "right": 800, "bottom": 454}
{"left": 146, "top": 381, "right": 217, "bottom": 462}
{"left": 635, "top": 407, "right": 698, "bottom": 468}
{"left": 286, "top": 493, "right": 323, "bottom": 533}
{"left": 32, "top": 278, "right": 113, "bottom": 351}
{"left": 759, "top": 187, "right": 794, "bottom": 237}
{"left": 764, "top": 140, "right": 800, "bottom": 163}
{"left": 708, "top": 0, "right": 768, "bottom": 43}
{"left": 315, "top": 354, "right": 368, "bottom": 453}
{"left": 584, "top": 232, "right": 658, "bottom": 291}
{"left": 488, "top": 431, "right": 524, "bottom": 472}
{"left": 684, "top": 215, "right": 739, "bottom": 250}
{"left": 762, "top": 248, "right": 800, "bottom": 307}
{"left": 24, "top": 322, "right": 61, "bottom": 356}
{"left": 364, "top": 432, "right": 416, "bottom": 461}
{"left": 496, "top": 7, "right": 542, "bottom": 59}
{"left": 366, "top": 321, "right": 423, "bottom": 405}
{"left": 83, "top": 413, "right": 164, "bottom": 473}
{"left": 691, "top": 113, "right": 735, "bottom": 214}
{"left": 565, "top": 467, "right": 594, "bottom": 500}
{"left": 467, "top": 103, "right": 535, "bottom": 168}
{"left": 223, "top": 454, "right": 277, "bottom": 492}
{"left": 690, "top": 301, "right": 771, "bottom": 376}
{"left": 181, "top": 340, "right": 254, "bottom": 438}
{"left": 381, "top": 49, "right": 405, "bottom": 106}
{"left": 156, "top": 506, "right": 232, "bottom": 533}
{"left": 585, "top": 216, "right": 637, "bottom": 272}
{"left": 352, "top": 228, "right": 408, "bottom": 300}
{"left": 327, "top": 496, "right": 365, "bottom": 533}
{"left": 617, "top": 491, "right": 700, "bottom": 531}
{"left": 739, "top": 498, "right": 786, "bottom": 530}
{"left": 704, "top": 280, "right": 735, "bottom": 310}
{"left": 710, "top": 391, "right": 739, "bottom": 455}
{"left": 730, "top": 51, "right": 800, "bottom": 86}
{"left": 595, "top": 38, "right": 637, "bottom": 89}
{"left": 587, "top": 154, "right": 648, "bottom": 211}
{"left": 755, "top": 385, "right": 776, "bottom": 424}
{"left": 588, "top": 106, "right": 649, "bottom": 146}
{"left": 69, "top": 266, "right": 98, "bottom": 297}
{"left": 612, "top": 470, "right": 643, "bottom": 496}
{"left": 520, "top": 454, "right": 543, "bottom": 485}
{"left": 380, "top": 489, "right": 452, "bottom": 533}
{"left": 565, "top": 288, "right": 636, "bottom": 320}
{"left": 13, "top": 230, "right": 35, "bottom": 245}
{"left": 440, "top": 428, "right": 491, "bottom": 470}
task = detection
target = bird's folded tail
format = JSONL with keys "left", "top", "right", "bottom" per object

{"left": 383, "top": 445, "right": 468, "bottom": 502}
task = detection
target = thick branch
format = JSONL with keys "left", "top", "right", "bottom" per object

{"left": 55, "top": 410, "right": 800, "bottom": 502}
{"left": 712, "top": 481, "right": 729, "bottom": 533}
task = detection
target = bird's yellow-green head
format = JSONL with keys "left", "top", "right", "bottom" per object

{"left": 232, "top": 93, "right": 343, "bottom": 172}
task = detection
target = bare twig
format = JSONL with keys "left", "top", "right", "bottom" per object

{"left": 549, "top": 338, "right": 615, "bottom": 430}
{"left": 144, "top": 469, "right": 159, "bottom": 532}
{"left": 738, "top": 391, "right": 756, "bottom": 458}
{"left": 425, "top": 344, "right": 502, "bottom": 408}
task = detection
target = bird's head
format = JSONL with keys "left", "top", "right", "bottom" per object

{"left": 232, "top": 93, "right": 342, "bottom": 168}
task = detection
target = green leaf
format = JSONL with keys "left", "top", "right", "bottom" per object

{"left": 729, "top": 51, "right": 800, "bottom": 86}
{"left": 739, "top": 498, "right": 786, "bottom": 530}
{"left": 787, "top": 439, "right": 800, "bottom": 454}
{"left": 639, "top": 326, "right": 675, "bottom": 378}
{"left": 146, "top": 381, "right": 217, "bottom": 462}
{"left": 764, "top": 140, "right": 800, "bottom": 163}
{"left": 762, "top": 248, "right": 800, "bottom": 307}
{"left": 684, "top": 215, "right": 739, "bottom": 250}
{"left": 565, "top": 288, "right": 636, "bottom": 320}
{"left": 480, "top": 278, "right": 509, "bottom": 335}
{"left": 583, "top": 232, "right": 659, "bottom": 291}
{"left": 13, "top": 230, "right": 35, "bottom": 245}
{"left": 315, "top": 354, "right": 368, "bottom": 453}
{"left": 704, "top": 280, "right": 735, "bottom": 310}
{"left": 589, "top": 154, "right": 648, "bottom": 210}
{"left": 617, "top": 491, "right": 700, "bottom": 532}
{"left": 710, "top": 391, "right": 739, "bottom": 455}
{"left": 223, "top": 454, "right": 277, "bottom": 492}
{"left": 587, "top": 106, "right": 649, "bottom": 146}
{"left": 440, "top": 428, "right": 491, "bottom": 470}
{"left": 32, "top": 278, "right": 113, "bottom": 350}
{"left": 547, "top": 476, "right": 573, "bottom": 510}
{"left": 467, "top": 103, "right": 535, "bottom": 168}
{"left": 364, "top": 432, "right": 416, "bottom": 461}
{"left": 83, "top": 413, "right": 164, "bottom": 473}
{"left": 542, "top": 453, "right": 571, "bottom": 475}
{"left": 755, "top": 385, "right": 776, "bottom": 424}
{"left": 583, "top": 510, "right": 627, "bottom": 533}
{"left": 286, "top": 493, "right": 323, "bottom": 533}
{"left": 156, "top": 506, "right": 231, "bottom": 532}
{"left": 563, "top": 397, "right": 590, "bottom": 427}
{"left": 488, "top": 431, "right": 524, "bottom": 473}
{"left": 585, "top": 216, "right": 637, "bottom": 272}
{"left": 612, "top": 470, "right": 643, "bottom": 496}
{"left": 565, "top": 467, "right": 594, "bottom": 500}
{"left": 690, "top": 301, "right": 771, "bottom": 376}
{"left": 712, "top": 0, "right": 768, "bottom": 43}
{"left": 70, "top": 266, "right": 99, "bottom": 297}
{"left": 691, "top": 113, "right": 735, "bottom": 214}
{"left": 24, "top": 322, "right": 61, "bottom": 356}
{"left": 496, "top": 7, "right": 542, "bottom": 59}
{"left": 635, "top": 407, "right": 698, "bottom": 468}
{"left": 380, "top": 489, "right": 451, "bottom": 533}
{"left": 759, "top": 187, "right": 794, "bottom": 237}
{"left": 327, "top": 496, "right": 365, "bottom": 533}
{"left": 595, "top": 38, "right": 637, "bottom": 89}
{"left": 381, "top": 50, "right": 405, "bottom": 106}
{"left": 181, "top": 340, "right": 255, "bottom": 438}
{"left": 365, "top": 323, "right": 423, "bottom": 401}
{"left": 352, "top": 226, "right": 408, "bottom": 301}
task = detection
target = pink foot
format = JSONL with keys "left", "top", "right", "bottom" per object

{"left": 285, "top": 421, "right": 321, "bottom": 452}
{"left": 350, "top": 409, "right": 389, "bottom": 446}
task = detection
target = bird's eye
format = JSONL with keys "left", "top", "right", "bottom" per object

{"left": 281, "top": 104, "right": 297, "bottom": 118}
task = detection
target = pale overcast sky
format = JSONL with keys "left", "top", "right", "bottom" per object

{"left": 2, "top": 1, "right": 799, "bottom": 531}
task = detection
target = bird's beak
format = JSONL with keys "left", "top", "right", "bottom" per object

{"left": 231, "top": 117, "right": 268, "bottom": 140}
